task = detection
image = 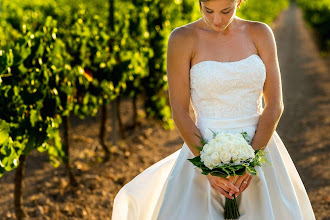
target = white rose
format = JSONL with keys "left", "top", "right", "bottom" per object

{"left": 201, "top": 132, "right": 255, "bottom": 168}
{"left": 240, "top": 139, "right": 248, "bottom": 147}
{"left": 211, "top": 152, "right": 221, "bottom": 164}
{"left": 206, "top": 156, "right": 217, "bottom": 169}
{"left": 216, "top": 143, "right": 227, "bottom": 153}
{"left": 201, "top": 154, "right": 212, "bottom": 167}
{"left": 208, "top": 139, "right": 218, "bottom": 147}
{"left": 230, "top": 147, "right": 240, "bottom": 161}
{"left": 238, "top": 147, "right": 250, "bottom": 161}
{"left": 202, "top": 144, "right": 213, "bottom": 155}
{"left": 215, "top": 133, "right": 228, "bottom": 142}
{"left": 219, "top": 150, "right": 232, "bottom": 164}
{"left": 247, "top": 145, "right": 255, "bottom": 159}
{"left": 210, "top": 152, "right": 217, "bottom": 160}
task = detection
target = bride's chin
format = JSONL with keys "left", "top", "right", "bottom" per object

{"left": 202, "top": 18, "right": 230, "bottom": 32}
{"left": 213, "top": 25, "right": 229, "bottom": 32}
{"left": 214, "top": 25, "right": 224, "bottom": 30}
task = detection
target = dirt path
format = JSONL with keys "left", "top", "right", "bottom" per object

{"left": 273, "top": 3, "right": 330, "bottom": 219}
{"left": 0, "top": 2, "right": 329, "bottom": 220}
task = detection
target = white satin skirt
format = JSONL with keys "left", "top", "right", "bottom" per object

{"left": 111, "top": 114, "right": 316, "bottom": 220}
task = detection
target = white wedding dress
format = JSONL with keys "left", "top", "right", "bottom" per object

{"left": 111, "top": 54, "right": 316, "bottom": 220}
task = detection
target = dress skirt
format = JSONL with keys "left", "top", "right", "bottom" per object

{"left": 111, "top": 114, "right": 316, "bottom": 220}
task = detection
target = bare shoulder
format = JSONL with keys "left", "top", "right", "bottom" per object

{"left": 169, "top": 23, "right": 196, "bottom": 40}
{"left": 248, "top": 21, "right": 274, "bottom": 39}
{"left": 169, "top": 21, "right": 199, "bottom": 40}
{"left": 166, "top": 23, "right": 199, "bottom": 115}
{"left": 167, "top": 22, "right": 198, "bottom": 57}
{"left": 245, "top": 21, "right": 276, "bottom": 53}
{"left": 246, "top": 20, "right": 273, "bottom": 33}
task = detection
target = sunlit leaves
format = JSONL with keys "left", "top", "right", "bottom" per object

{"left": 0, "top": 14, "right": 71, "bottom": 176}
{"left": 0, "top": 120, "right": 10, "bottom": 145}
{"left": 0, "top": 0, "right": 291, "bottom": 177}
{"left": 237, "top": 0, "right": 289, "bottom": 24}
{"left": 297, "top": 0, "right": 330, "bottom": 53}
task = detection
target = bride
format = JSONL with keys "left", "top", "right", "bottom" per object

{"left": 112, "top": 0, "right": 316, "bottom": 219}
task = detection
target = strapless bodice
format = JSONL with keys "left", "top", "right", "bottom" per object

{"left": 190, "top": 54, "right": 266, "bottom": 120}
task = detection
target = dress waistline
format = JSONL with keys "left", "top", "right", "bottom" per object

{"left": 196, "top": 114, "right": 261, "bottom": 129}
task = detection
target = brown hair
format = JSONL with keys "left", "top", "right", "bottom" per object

{"left": 199, "top": 0, "right": 241, "bottom": 4}
{"left": 199, "top": 0, "right": 243, "bottom": 14}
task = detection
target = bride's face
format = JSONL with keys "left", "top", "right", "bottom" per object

{"left": 200, "top": 0, "right": 241, "bottom": 32}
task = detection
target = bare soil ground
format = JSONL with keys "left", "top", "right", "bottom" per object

{"left": 0, "top": 3, "right": 329, "bottom": 220}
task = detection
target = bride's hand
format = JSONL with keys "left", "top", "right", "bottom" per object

{"left": 229, "top": 171, "right": 253, "bottom": 197}
{"left": 207, "top": 174, "right": 240, "bottom": 199}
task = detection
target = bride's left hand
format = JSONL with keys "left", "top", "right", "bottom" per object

{"left": 228, "top": 171, "right": 253, "bottom": 197}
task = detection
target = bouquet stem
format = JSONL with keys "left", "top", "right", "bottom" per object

{"left": 224, "top": 195, "right": 240, "bottom": 220}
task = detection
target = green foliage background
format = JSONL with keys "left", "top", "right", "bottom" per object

{"left": 0, "top": 0, "right": 290, "bottom": 177}
{"left": 296, "top": 0, "right": 330, "bottom": 53}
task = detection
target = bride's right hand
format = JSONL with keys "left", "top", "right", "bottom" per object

{"left": 207, "top": 174, "right": 239, "bottom": 199}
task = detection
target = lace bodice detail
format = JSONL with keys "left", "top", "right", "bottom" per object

{"left": 190, "top": 54, "right": 266, "bottom": 119}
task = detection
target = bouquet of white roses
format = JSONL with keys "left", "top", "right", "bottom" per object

{"left": 188, "top": 129, "right": 271, "bottom": 220}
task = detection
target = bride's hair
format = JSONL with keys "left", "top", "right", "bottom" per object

{"left": 199, "top": 0, "right": 245, "bottom": 15}
{"left": 199, "top": 0, "right": 243, "bottom": 4}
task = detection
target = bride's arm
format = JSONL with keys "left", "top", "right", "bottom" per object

{"left": 232, "top": 22, "right": 285, "bottom": 197}
{"left": 166, "top": 27, "right": 202, "bottom": 157}
{"left": 249, "top": 22, "right": 284, "bottom": 151}
{"left": 167, "top": 27, "right": 240, "bottom": 199}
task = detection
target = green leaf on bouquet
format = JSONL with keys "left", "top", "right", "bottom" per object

{"left": 242, "top": 163, "right": 257, "bottom": 175}
{"left": 221, "top": 167, "right": 231, "bottom": 175}
{"left": 227, "top": 166, "right": 238, "bottom": 175}
{"left": 193, "top": 145, "right": 203, "bottom": 152}
{"left": 241, "top": 131, "right": 251, "bottom": 143}
{"left": 209, "top": 170, "right": 228, "bottom": 178}
{"left": 249, "top": 167, "right": 257, "bottom": 175}
{"left": 208, "top": 129, "right": 217, "bottom": 139}
{"left": 231, "top": 166, "right": 245, "bottom": 176}
{"left": 193, "top": 132, "right": 207, "bottom": 152}
{"left": 236, "top": 168, "right": 246, "bottom": 176}
{"left": 193, "top": 132, "right": 203, "bottom": 140}
{"left": 254, "top": 149, "right": 272, "bottom": 167}
{"left": 202, "top": 170, "right": 211, "bottom": 175}
{"left": 187, "top": 140, "right": 273, "bottom": 179}
{"left": 187, "top": 156, "right": 205, "bottom": 168}
{"left": 187, "top": 156, "right": 201, "bottom": 163}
